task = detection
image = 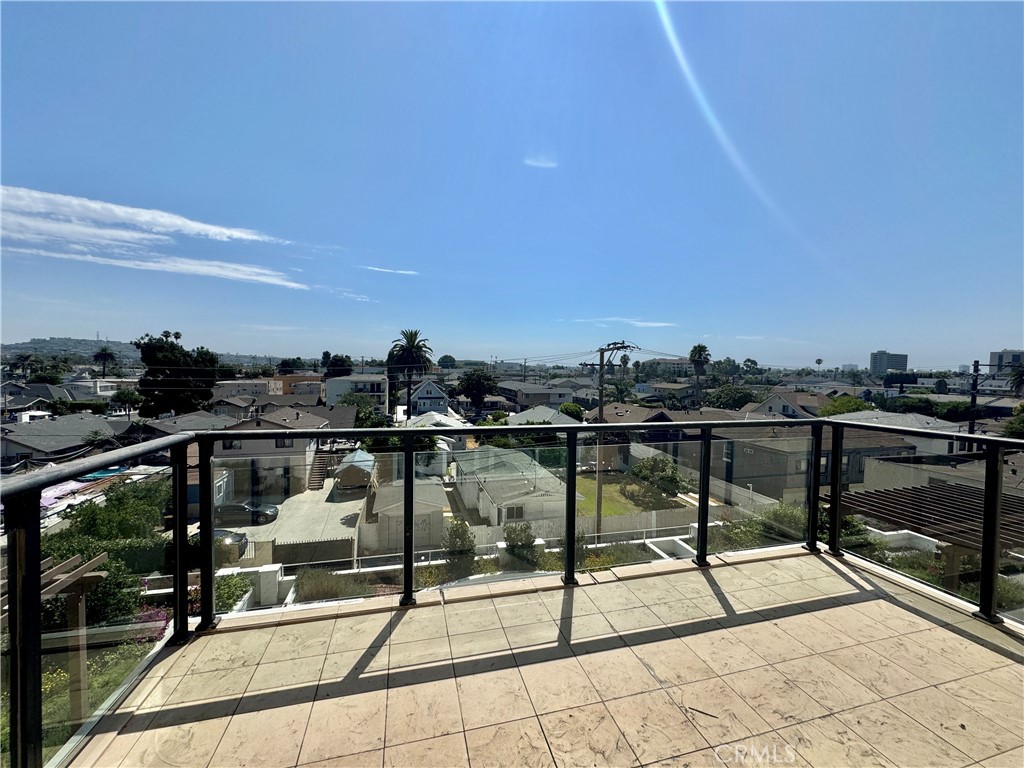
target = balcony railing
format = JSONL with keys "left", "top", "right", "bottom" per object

{"left": 2, "top": 418, "right": 1022, "bottom": 768}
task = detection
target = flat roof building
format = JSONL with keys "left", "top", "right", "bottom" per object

{"left": 869, "top": 350, "right": 908, "bottom": 376}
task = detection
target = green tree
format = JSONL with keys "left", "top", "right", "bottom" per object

{"left": 819, "top": 394, "right": 873, "bottom": 417}
{"left": 93, "top": 345, "right": 117, "bottom": 377}
{"left": 604, "top": 378, "right": 632, "bottom": 404}
{"left": 442, "top": 519, "right": 476, "bottom": 579}
{"left": 629, "top": 455, "right": 692, "bottom": 497}
{"left": 457, "top": 369, "right": 498, "bottom": 411}
{"left": 1004, "top": 403, "right": 1024, "bottom": 439}
{"left": 133, "top": 331, "right": 220, "bottom": 417}
{"left": 111, "top": 387, "right": 144, "bottom": 415}
{"left": 276, "top": 356, "right": 306, "bottom": 375}
{"left": 559, "top": 402, "right": 585, "bottom": 421}
{"left": 934, "top": 379, "right": 949, "bottom": 394}
{"left": 502, "top": 522, "right": 539, "bottom": 569}
{"left": 688, "top": 344, "right": 711, "bottom": 400}
{"left": 325, "top": 354, "right": 354, "bottom": 378}
{"left": 388, "top": 329, "right": 434, "bottom": 422}
{"left": 437, "top": 354, "right": 457, "bottom": 369}
{"left": 704, "top": 385, "right": 757, "bottom": 410}
{"left": 321, "top": 350, "right": 332, "bottom": 370}
{"left": 619, "top": 354, "right": 630, "bottom": 378}
{"left": 1009, "top": 364, "right": 1024, "bottom": 397}
{"left": 742, "top": 358, "right": 760, "bottom": 375}
{"left": 632, "top": 359, "right": 642, "bottom": 381}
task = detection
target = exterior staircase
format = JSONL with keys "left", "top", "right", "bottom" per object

{"left": 308, "top": 449, "right": 330, "bottom": 491}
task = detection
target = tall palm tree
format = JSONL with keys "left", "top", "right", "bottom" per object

{"left": 93, "top": 345, "right": 117, "bottom": 377}
{"left": 688, "top": 344, "right": 711, "bottom": 401}
{"left": 389, "top": 329, "right": 433, "bottom": 422}
{"left": 1010, "top": 364, "right": 1024, "bottom": 397}
{"left": 619, "top": 354, "right": 630, "bottom": 379}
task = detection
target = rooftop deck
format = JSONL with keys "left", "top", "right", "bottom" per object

{"left": 70, "top": 549, "right": 1023, "bottom": 768}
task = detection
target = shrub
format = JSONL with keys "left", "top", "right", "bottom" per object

{"left": 441, "top": 519, "right": 476, "bottom": 580}
{"left": 293, "top": 568, "right": 375, "bottom": 602}
{"left": 503, "top": 522, "right": 539, "bottom": 569}
{"left": 215, "top": 573, "right": 252, "bottom": 612}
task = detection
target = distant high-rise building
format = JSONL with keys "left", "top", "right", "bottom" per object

{"left": 989, "top": 349, "right": 1024, "bottom": 374}
{"left": 869, "top": 350, "right": 908, "bottom": 376}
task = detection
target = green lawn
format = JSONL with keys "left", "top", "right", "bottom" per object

{"left": 574, "top": 474, "right": 687, "bottom": 517}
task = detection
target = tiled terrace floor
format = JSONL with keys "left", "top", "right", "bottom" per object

{"left": 73, "top": 551, "right": 1024, "bottom": 768}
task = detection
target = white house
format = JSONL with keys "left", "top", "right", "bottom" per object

{"left": 359, "top": 478, "right": 448, "bottom": 554}
{"left": 452, "top": 446, "right": 566, "bottom": 526}
{"left": 397, "top": 380, "right": 449, "bottom": 418}
{"left": 325, "top": 374, "right": 389, "bottom": 414}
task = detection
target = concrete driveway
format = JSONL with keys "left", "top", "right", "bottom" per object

{"left": 232, "top": 478, "right": 366, "bottom": 544}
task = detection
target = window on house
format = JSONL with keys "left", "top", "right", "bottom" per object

{"left": 275, "top": 438, "right": 294, "bottom": 448}
{"left": 504, "top": 506, "right": 525, "bottom": 521}
{"left": 222, "top": 439, "right": 241, "bottom": 450}
{"left": 723, "top": 443, "right": 733, "bottom": 462}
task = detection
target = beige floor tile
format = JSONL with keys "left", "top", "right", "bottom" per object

{"left": 443, "top": 602, "right": 503, "bottom": 635}
{"left": 164, "top": 666, "right": 254, "bottom": 705}
{"left": 701, "top": 568, "right": 762, "bottom": 594}
{"left": 387, "top": 636, "right": 452, "bottom": 670}
{"left": 767, "top": 579, "right": 833, "bottom": 605}
{"left": 813, "top": 604, "right": 900, "bottom": 644}
{"left": 539, "top": 703, "right": 639, "bottom": 768}
{"left": 604, "top": 605, "right": 664, "bottom": 633}
{"left": 118, "top": 712, "right": 233, "bottom": 768}
{"left": 519, "top": 656, "right": 602, "bottom": 714}
{"left": 937, "top": 673, "right": 1024, "bottom": 735}
{"left": 465, "top": 717, "right": 555, "bottom": 768}
{"left": 682, "top": 628, "right": 767, "bottom": 676}
{"left": 802, "top": 575, "right": 864, "bottom": 598}
{"left": 328, "top": 612, "right": 392, "bottom": 654}
{"left": 383, "top": 732, "right": 469, "bottom": 768}
{"left": 950, "top": 620, "right": 1024, "bottom": 662}
{"left": 836, "top": 701, "right": 973, "bottom": 768}
{"left": 577, "top": 646, "right": 662, "bottom": 699}
{"left": 585, "top": 582, "right": 645, "bottom": 613}
{"left": 247, "top": 654, "right": 325, "bottom": 693}
{"left": 448, "top": 627, "right": 510, "bottom": 660}
{"left": 893, "top": 590, "right": 972, "bottom": 625}
{"left": 865, "top": 634, "right": 974, "bottom": 685}
{"left": 770, "top": 612, "right": 857, "bottom": 652}
{"left": 262, "top": 620, "right": 336, "bottom": 663}
{"left": 889, "top": 687, "right": 1023, "bottom": 762}
{"left": 688, "top": 594, "right": 749, "bottom": 622}
{"left": 210, "top": 700, "right": 312, "bottom": 767}
{"left": 540, "top": 588, "right": 601, "bottom": 620}
{"left": 730, "top": 587, "right": 791, "bottom": 611}
{"left": 643, "top": 748, "right": 727, "bottom": 767}
{"left": 384, "top": 677, "right": 462, "bottom": 746}
{"left": 77, "top": 711, "right": 157, "bottom": 768}
{"left": 186, "top": 627, "right": 276, "bottom": 675}
{"left": 630, "top": 637, "right": 716, "bottom": 687}
{"left": 558, "top": 612, "right": 621, "bottom": 645}
{"left": 911, "top": 626, "right": 1012, "bottom": 674}
{"left": 298, "top": 689, "right": 387, "bottom": 764}
{"left": 726, "top": 622, "right": 814, "bottom": 664}
{"left": 456, "top": 667, "right": 535, "bottom": 730}
{"left": 625, "top": 576, "right": 689, "bottom": 606}
{"left": 721, "top": 667, "right": 828, "bottom": 729}
{"left": 319, "top": 649, "right": 389, "bottom": 696}
{"left": 849, "top": 599, "right": 938, "bottom": 635}
{"left": 980, "top": 664, "right": 1024, "bottom": 697}
{"left": 821, "top": 644, "right": 930, "bottom": 698}
{"left": 778, "top": 716, "right": 897, "bottom": 768}
{"left": 388, "top": 606, "right": 447, "bottom": 644}
{"left": 980, "top": 746, "right": 1024, "bottom": 768}
{"left": 736, "top": 561, "right": 802, "bottom": 587}
{"left": 669, "top": 679, "right": 771, "bottom": 747}
{"left": 298, "top": 749, "right": 383, "bottom": 767}
{"left": 504, "top": 619, "right": 562, "bottom": 649}
{"left": 607, "top": 689, "right": 707, "bottom": 764}
{"left": 773, "top": 656, "right": 880, "bottom": 714}
{"left": 710, "top": 733, "right": 812, "bottom": 768}
{"left": 147, "top": 637, "right": 211, "bottom": 678}
{"left": 649, "top": 598, "right": 710, "bottom": 625}
{"left": 494, "top": 594, "right": 553, "bottom": 628}
{"left": 660, "top": 571, "right": 721, "bottom": 598}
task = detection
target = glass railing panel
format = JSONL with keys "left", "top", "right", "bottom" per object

{"left": 37, "top": 470, "right": 175, "bottom": 763}
{"left": 575, "top": 432, "right": 700, "bottom": 572}
{"left": 211, "top": 442, "right": 404, "bottom": 611}
{"left": 706, "top": 427, "right": 813, "bottom": 555}
{"left": 837, "top": 425, "right": 987, "bottom": 608}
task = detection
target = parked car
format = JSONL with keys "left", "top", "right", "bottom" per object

{"left": 214, "top": 502, "right": 279, "bottom": 526}
{"left": 214, "top": 529, "right": 248, "bottom": 558}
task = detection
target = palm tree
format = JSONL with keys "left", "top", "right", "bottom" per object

{"left": 389, "top": 329, "right": 433, "bottom": 422}
{"left": 1010, "top": 364, "right": 1024, "bottom": 397}
{"left": 619, "top": 354, "right": 630, "bottom": 379}
{"left": 815, "top": 358, "right": 823, "bottom": 375}
{"left": 93, "top": 345, "right": 117, "bottom": 377}
{"left": 688, "top": 344, "right": 711, "bottom": 401}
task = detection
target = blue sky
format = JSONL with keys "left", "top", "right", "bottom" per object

{"left": 2, "top": 2, "right": 1021, "bottom": 370}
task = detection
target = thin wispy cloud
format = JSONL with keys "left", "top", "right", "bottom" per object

{"left": 6, "top": 247, "right": 309, "bottom": 290}
{"left": 736, "top": 335, "right": 764, "bottom": 341}
{"left": 523, "top": 153, "right": 559, "bottom": 169}
{"left": 361, "top": 266, "right": 419, "bottom": 276}
{"left": 574, "top": 317, "right": 676, "bottom": 328}
{"left": 2, "top": 186, "right": 286, "bottom": 244}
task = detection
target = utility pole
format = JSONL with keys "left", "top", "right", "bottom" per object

{"left": 593, "top": 340, "right": 638, "bottom": 537}
{"left": 523, "top": 359, "right": 527, "bottom": 383}
{"left": 969, "top": 359, "right": 980, "bottom": 435}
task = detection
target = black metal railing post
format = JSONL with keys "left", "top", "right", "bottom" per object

{"left": 5, "top": 488, "right": 43, "bottom": 768}
{"left": 563, "top": 431, "right": 579, "bottom": 585}
{"left": 973, "top": 442, "right": 1004, "bottom": 624}
{"left": 170, "top": 443, "right": 190, "bottom": 642}
{"left": 827, "top": 424, "right": 844, "bottom": 556}
{"left": 692, "top": 428, "right": 712, "bottom": 567}
{"left": 804, "top": 422, "right": 823, "bottom": 553}
{"left": 400, "top": 434, "right": 416, "bottom": 606}
{"left": 197, "top": 440, "right": 217, "bottom": 630}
